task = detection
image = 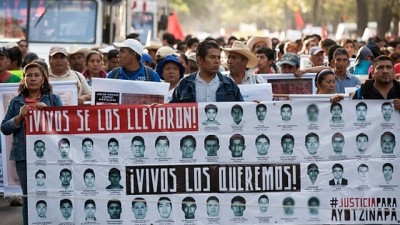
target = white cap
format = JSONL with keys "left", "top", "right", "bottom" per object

{"left": 113, "top": 39, "right": 143, "bottom": 56}
{"left": 99, "top": 45, "right": 115, "bottom": 53}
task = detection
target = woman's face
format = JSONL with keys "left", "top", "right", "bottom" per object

{"left": 318, "top": 74, "right": 336, "bottom": 94}
{"left": 87, "top": 54, "right": 103, "bottom": 75}
{"left": 25, "top": 67, "right": 44, "bottom": 92}
{"left": 163, "top": 62, "right": 181, "bottom": 85}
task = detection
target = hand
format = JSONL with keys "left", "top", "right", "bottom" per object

{"left": 330, "top": 95, "right": 344, "bottom": 103}
{"left": 18, "top": 105, "right": 30, "bottom": 120}
{"left": 293, "top": 69, "right": 304, "bottom": 78}
{"left": 35, "top": 102, "right": 48, "bottom": 110}
{"left": 394, "top": 98, "right": 400, "bottom": 111}
{"left": 78, "top": 96, "right": 85, "bottom": 105}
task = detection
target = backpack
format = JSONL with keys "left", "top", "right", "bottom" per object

{"left": 109, "top": 66, "right": 155, "bottom": 81}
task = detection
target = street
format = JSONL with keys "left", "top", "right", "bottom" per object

{"left": 0, "top": 196, "right": 23, "bottom": 225}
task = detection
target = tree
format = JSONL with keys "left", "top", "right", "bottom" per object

{"left": 356, "top": 0, "right": 368, "bottom": 37}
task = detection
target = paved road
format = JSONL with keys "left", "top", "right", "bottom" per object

{"left": 0, "top": 196, "right": 23, "bottom": 225}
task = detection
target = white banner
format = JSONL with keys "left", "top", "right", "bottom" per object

{"left": 0, "top": 81, "right": 77, "bottom": 194}
{"left": 25, "top": 100, "right": 399, "bottom": 224}
{"left": 91, "top": 78, "right": 170, "bottom": 105}
{"left": 238, "top": 83, "right": 273, "bottom": 102}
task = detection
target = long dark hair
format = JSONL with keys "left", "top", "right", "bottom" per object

{"left": 19, "top": 62, "right": 52, "bottom": 97}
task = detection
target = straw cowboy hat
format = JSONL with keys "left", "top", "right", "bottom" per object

{"left": 222, "top": 40, "right": 258, "bottom": 68}
{"left": 68, "top": 44, "right": 90, "bottom": 56}
{"left": 246, "top": 35, "right": 272, "bottom": 51}
{"left": 144, "top": 40, "right": 163, "bottom": 50}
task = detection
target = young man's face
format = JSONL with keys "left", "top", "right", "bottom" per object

{"left": 84, "top": 172, "right": 95, "bottom": 188}
{"left": 59, "top": 143, "right": 70, "bottom": 158}
{"left": 156, "top": 139, "right": 169, "bottom": 158}
{"left": 60, "top": 171, "right": 71, "bottom": 187}
{"left": 256, "top": 137, "right": 269, "bottom": 155}
{"left": 205, "top": 140, "right": 219, "bottom": 156}
{"left": 60, "top": 202, "right": 72, "bottom": 219}
{"left": 332, "top": 137, "right": 345, "bottom": 154}
{"left": 331, "top": 105, "right": 342, "bottom": 118}
{"left": 158, "top": 200, "right": 172, "bottom": 218}
{"left": 109, "top": 172, "right": 121, "bottom": 186}
{"left": 358, "top": 167, "right": 368, "bottom": 180}
{"left": 108, "top": 203, "right": 122, "bottom": 219}
{"left": 206, "top": 109, "right": 217, "bottom": 122}
{"left": 37, "top": 203, "right": 47, "bottom": 218}
{"left": 381, "top": 134, "right": 395, "bottom": 154}
{"left": 131, "top": 140, "right": 145, "bottom": 157}
{"left": 307, "top": 167, "right": 319, "bottom": 184}
{"left": 34, "top": 141, "right": 46, "bottom": 158}
{"left": 181, "top": 139, "right": 195, "bottom": 158}
{"left": 258, "top": 198, "right": 269, "bottom": 212}
{"left": 231, "top": 201, "right": 245, "bottom": 217}
{"left": 281, "top": 107, "right": 292, "bottom": 121}
{"left": 108, "top": 141, "right": 119, "bottom": 156}
{"left": 307, "top": 106, "right": 318, "bottom": 122}
{"left": 85, "top": 203, "right": 96, "bottom": 219}
{"left": 82, "top": 141, "right": 93, "bottom": 158}
{"left": 182, "top": 203, "right": 196, "bottom": 219}
{"left": 333, "top": 167, "right": 343, "bottom": 180}
{"left": 229, "top": 139, "right": 245, "bottom": 157}
{"left": 383, "top": 166, "right": 393, "bottom": 181}
{"left": 256, "top": 106, "right": 267, "bottom": 122}
{"left": 132, "top": 202, "right": 147, "bottom": 219}
{"left": 281, "top": 138, "right": 294, "bottom": 155}
{"left": 356, "top": 136, "right": 368, "bottom": 153}
{"left": 36, "top": 173, "right": 46, "bottom": 187}
{"left": 305, "top": 136, "right": 319, "bottom": 155}
{"left": 381, "top": 104, "right": 393, "bottom": 121}
{"left": 231, "top": 108, "right": 243, "bottom": 124}
{"left": 356, "top": 106, "right": 367, "bottom": 122}
{"left": 206, "top": 200, "right": 219, "bottom": 217}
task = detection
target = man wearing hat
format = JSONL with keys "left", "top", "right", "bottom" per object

{"left": 107, "top": 39, "right": 160, "bottom": 82}
{"left": 246, "top": 36, "right": 272, "bottom": 54}
{"left": 309, "top": 46, "right": 325, "bottom": 67}
{"left": 223, "top": 41, "right": 264, "bottom": 84}
{"left": 0, "top": 47, "right": 21, "bottom": 83}
{"left": 144, "top": 41, "right": 162, "bottom": 67}
{"left": 48, "top": 45, "right": 91, "bottom": 105}
{"left": 279, "top": 53, "right": 328, "bottom": 77}
{"left": 68, "top": 44, "right": 90, "bottom": 73}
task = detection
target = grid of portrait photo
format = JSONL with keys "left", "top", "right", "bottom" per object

{"left": 26, "top": 101, "right": 399, "bottom": 224}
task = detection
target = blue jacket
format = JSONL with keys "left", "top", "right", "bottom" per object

{"left": 1, "top": 94, "right": 63, "bottom": 161}
{"left": 170, "top": 72, "right": 244, "bottom": 103}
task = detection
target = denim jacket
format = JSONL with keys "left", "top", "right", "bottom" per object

{"left": 170, "top": 72, "right": 244, "bottom": 103}
{"left": 1, "top": 93, "right": 63, "bottom": 161}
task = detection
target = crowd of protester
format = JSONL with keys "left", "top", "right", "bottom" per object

{"left": 1, "top": 31, "right": 400, "bottom": 225}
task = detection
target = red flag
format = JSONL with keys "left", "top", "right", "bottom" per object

{"left": 167, "top": 12, "right": 184, "bottom": 41}
{"left": 294, "top": 10, "right": 304, "bottom": 30}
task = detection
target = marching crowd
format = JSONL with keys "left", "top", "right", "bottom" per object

{"left": 1, "top": 32, "right": 400, "bottom": 225}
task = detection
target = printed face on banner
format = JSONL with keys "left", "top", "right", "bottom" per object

{"left": 231, "top": 107, "right": 243, "bottom": 125}
{"left": 357, "top": 165, "right": 369, "bottom": 182}
{"left": 204, "top": 139, "right": 219, "bottom": 157}
{"left": 331, "top": 134, "right": 345, "bottom": 155}
{"left": 231, "top": 201, "right": 245, "bottom": 217}
{"left": 180, "top": 138, "right": 196, "bottom": 158}
{"left": 356, "top": 103, "right": 368, "bottom": 122}
{"left": 132, "top": 201, "right": 147, "bottom": 219}
{"left": 206, "top": 199, "right": 219, "bottom": 217}
{"left": 256, "top": 136, "right": 270, "bottom": 156}
{"left": 158, "top": 198, "right": 172, "bottom": 219}
{"left": 229, "top": 138, "right": 246, "bottom": 157}
{"left": 381, "top": 103, "right": 393, "bottom": 122}
{"left": 380, "top": 132, "right": 395, "bottom": 154}
{"left": 108, "top": 202, "right": 122, "bottom": 219}
{"left": 308, "top": 197, "right": 319, "bottom": 215}
{"left": 306, "top": 104, "right": 319, "bottom": 123}
{"left": 383, "top": 165, "right": 393, "bottom": 184}
{"left": 281, "top": 136, "right": 294, "bottom": 155}
{"left": 59, "top": 143, "right": 70, "bottom": 159}
{"left": 33, "top": 140, "right": 46, "bottom": 159}
{"left": 36, "top": 172, "right": 46, "bottom": 188}
{"left": 305, "top": 135, "right": 319, "bottom": 155}
{"left": 256, "top": 104, "right": 267, "bottom": 122}
{"left": 282, "top": 197, "right": 295, "bottom": 215}
{"left": 60, "top": 201, "right": 73, "bottom": 220}
{"left": 59, "top": 170, "right": 72, "bottom": 189}
{"left": 330, "top": 104, "right": 343, "bottom": 123}
{"left": 155, "top": 138, "right": 170, "bottom": 158}
{"left": 84, "top": 172, "right": 95, "bottom": 189}
{"left": 258, "top": 196, "right": 269, "bottom": 213}
{"left": 107, "top": 170, "right": 122, "bottom": 189}
{"left": 85, "top": 203, "right": 96, "bottom": 221}
{"left": 307, "top": 165, "right": 319, "bottom": 185}
{"left": 82, "top": 139, "right": 94, "bottom": 160}
{"left": 182, "top": 202, "right": 196, "bottom": 219}
{"left": 356, "top": 134, "right": 368, "bottom": 154}
{"left": 36, "top": 201, "right": 47, "bottom": 218}
{"left": 280, "top": 105, "right": 292, "bottom": 122}
{"left": 131, "top": 140, "right": 146, "bottom": 158}
{"left": 332, "top": 166, "right": 344, "bottom": 180}
{"left": 108, "top": 140, "right": 119, "bottom": 156}
{"left": 206, "top": 109, "right": 217, "bottom": 123}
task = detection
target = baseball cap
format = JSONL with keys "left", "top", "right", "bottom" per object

{"left": 279, "top": 53, "right": 300, "bottom": 67}
{"left": 309, "top": 46, "right": 324, "bottom": 56}
{"left": 0, "top": 47, "right": 9, "bottom": 58}
{"left": 113, "top": 39, "right": 143, "bottom": 56}
{"left": 49, "top": 46, "right": 68, "bottom": 56}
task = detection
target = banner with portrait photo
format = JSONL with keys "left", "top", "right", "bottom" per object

{"left": 25, "top": 100, "right": 399, "bottom": 224}
{"left": 0, "top": 81, "right": 77, "bottom": 194}
{"left": 91, "top": 78, "right": 169, "bottom": 105}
